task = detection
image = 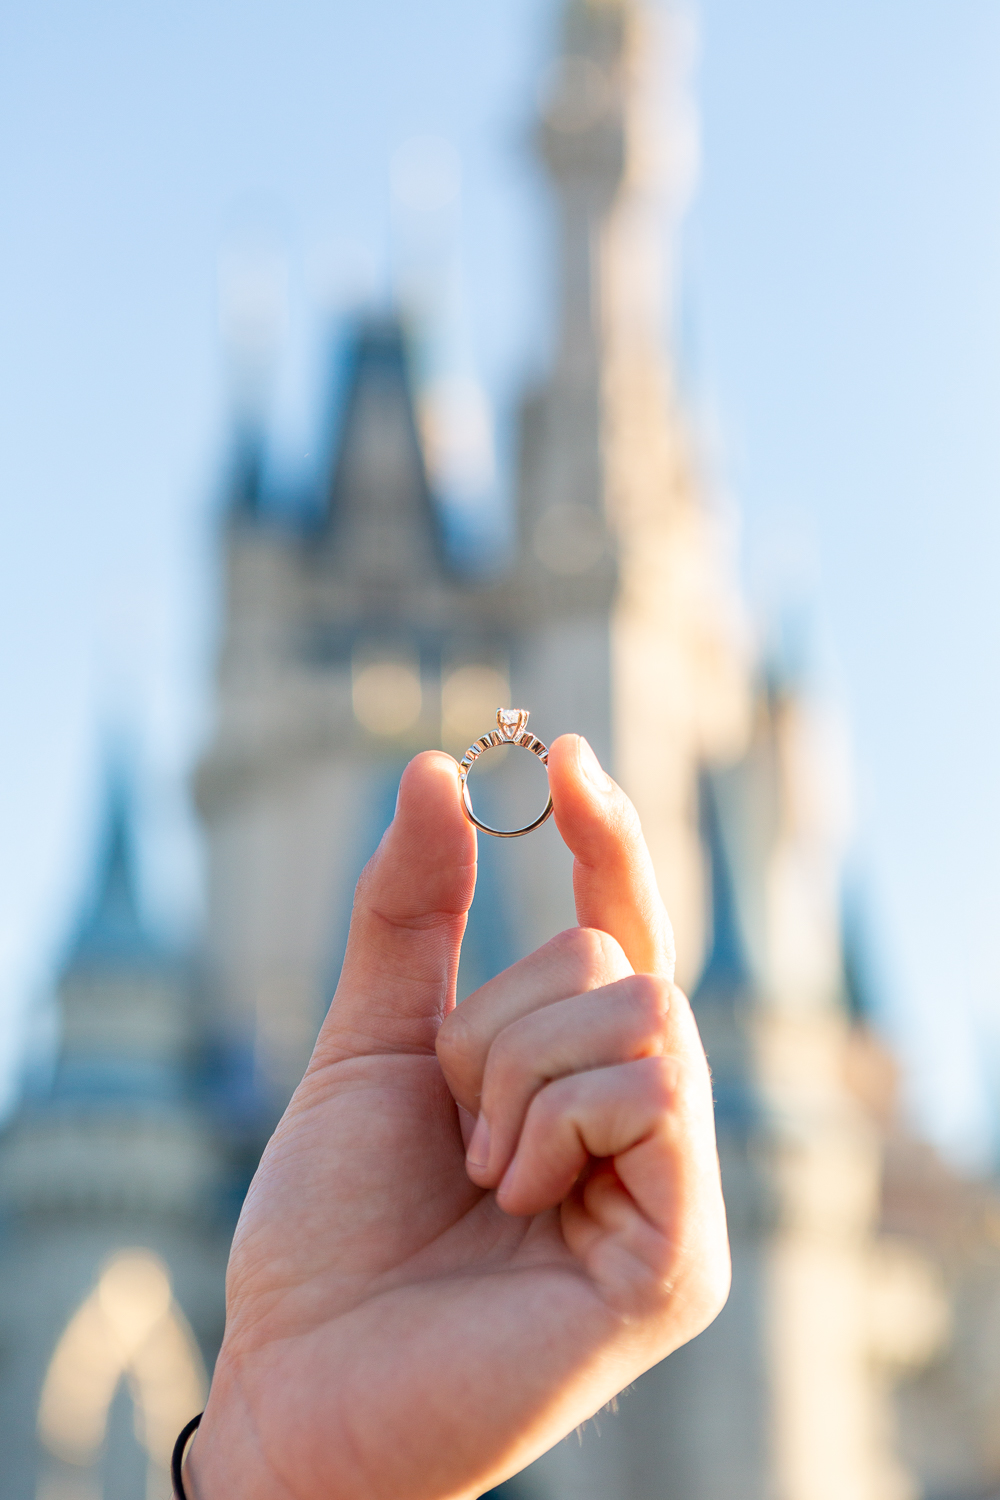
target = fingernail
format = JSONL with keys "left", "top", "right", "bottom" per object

{"left": 466, "top": 1112, "right": 491, "bottom": 1170}
{"left": 457, "top": 1104, "right": 477, "bottom": 1151}
{"left": 578, "top": 737, "right": 611, "bottom": 792}
{"left": 497, "top": 1159, "right": 516, "bottom": 1203}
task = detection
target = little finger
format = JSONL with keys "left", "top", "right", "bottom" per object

{"left": 495, "top": 1055, "right": 680, "bottom": 1220}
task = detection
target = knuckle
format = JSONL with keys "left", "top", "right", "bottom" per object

{"left": 636, "top": 1053, "right": 680, "bottom": 1111}
{"left": 611, "top": 975, "right": 672, "bottom": 1053}
{"left": 575, "top": 925, "right": 623, "bottom": 965}
{"left": 526, "top": 1072, "right": 570, "bottom": 1130}
{"left": 546, "top": 924, "right": 604, "bottom": 971}
{"left": 622, "top": 972, "right": 672, "bottom": 1020}
{"left": 545, "top": 925, "right": 629, "bottom": 989}
{"left": 435, "top": 1006, "right": 478, "bottom": 1082}
{"left": 583, "top": 927, "right": 633, "bottom": 983}
{"left": 481, "top": 1022, "right": 524, "bottom": 1095}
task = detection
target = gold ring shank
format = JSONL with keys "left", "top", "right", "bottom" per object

{"left": 458, "top": 729, "right": 554, "bottom": 839}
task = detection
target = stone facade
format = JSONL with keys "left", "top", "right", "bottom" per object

{"left": 0, "top": 781, "right": 229, "bottom": 1499}
{"left": 194, "top": 3, "right": 933, "bottom": 1497}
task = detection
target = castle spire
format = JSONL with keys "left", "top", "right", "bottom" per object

{"left": 42, "top": 764, "right": 193, "bottom": 1117}
{"left": 321, "top": 315, "right": 448, "bottom": 584}
{"left": 536, "top": 0, "right": 629, "bottom": 384}
{"left": 226, "top": 420, "right": 266, "bottom": 522}
{"left": 66, "top": 769, "right": 163, "bottom": 974}
{"left": 695, "top": 771, "right": 752, "bottom": 998}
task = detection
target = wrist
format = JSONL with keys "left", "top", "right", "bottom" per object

{"left": 181, "top": 1356, "right": 261, "bottom": 1500}
{"left": 182, "top": 1404, "right": 233, "bottom": 1500}
{"left": 181, "top": 1346, "right": 304, "bottom": 1500}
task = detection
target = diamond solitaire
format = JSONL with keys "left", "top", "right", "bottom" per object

{"left": 496, "top": 707, "right": 530, "bottom": 740}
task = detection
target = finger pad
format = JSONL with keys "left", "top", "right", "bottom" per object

{"left": 371, "top": 752, "right": 478, "bottom": 920}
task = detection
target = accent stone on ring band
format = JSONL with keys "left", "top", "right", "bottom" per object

{"left": 458, "top": 708, "right": 554, "bottom": 839}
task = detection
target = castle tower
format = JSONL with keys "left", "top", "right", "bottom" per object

{"left": 196, "top": 5, "right": 918, "bottom": 1498}
{"left": 196, "top": 0, "right": 749, "bottom": 1117}
{"left": 666, "top": 686, "right": 910, "bottom": 1500}
{"left": 526, "top": 0, "right": 749, "bottom": 981}
{"left": 0, "top": 774, "right": 228, "bottom": 1500}
{"left": 515, "top": 681, "right": 916, "bottom": 1500}
{"left": 196, "top": 316, "right": 542, "bottom": 1112}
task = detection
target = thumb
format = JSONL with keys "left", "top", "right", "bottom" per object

{"left": 315, "top": 751, "right": 477, "bottom": 1062}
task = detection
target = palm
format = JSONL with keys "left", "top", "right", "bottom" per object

{"left": 225, "top": 1051, "right": 602, "bottom": 1496}
{"left": 194, "top": 744, "right": 728, "bottom": 1500}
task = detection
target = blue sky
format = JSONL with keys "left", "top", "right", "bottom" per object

{"left": 1, "top": 0, "right": 998, "bottom": 1165}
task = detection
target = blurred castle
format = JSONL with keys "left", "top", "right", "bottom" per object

{"left": 2, "top": 2, "right": 1000, "bottom": 1498}
{"left": 0, "top": 781, "right": 225, "bottom": 1500}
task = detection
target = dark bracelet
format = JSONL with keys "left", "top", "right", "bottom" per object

{"left": 171, "top": 1411, "right": 203, "bottom": 1499}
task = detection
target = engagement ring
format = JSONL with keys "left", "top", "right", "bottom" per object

{"left": 458, "top": 709, "right": 554, "bottom": 838}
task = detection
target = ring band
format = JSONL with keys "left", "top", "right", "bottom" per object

{"left": 459, "top": 709, "right": 554, "bottom": 839}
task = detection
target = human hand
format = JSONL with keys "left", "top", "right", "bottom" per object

{"left": 187, "top": 735, "right": 729, "bottom": 1499}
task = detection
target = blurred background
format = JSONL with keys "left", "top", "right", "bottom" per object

{"left": 1, "top": 1, "right": 999, "bottom": 1497}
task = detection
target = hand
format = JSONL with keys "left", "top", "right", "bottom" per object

{"left": 187, "top": 735, "right": 730, "bottom": 1500}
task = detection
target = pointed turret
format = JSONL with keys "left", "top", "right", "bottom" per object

{"left": 65, "top": 771, "right": 165, "bottom": 976}
{"left": 518, "top": 0, "right": 627, "bottom": 550}
{"left": 841, "top": 890, "right": 881, "bottom": 1024}
{"left": 694, "top": 771, "right": 753, "bottom": 999}
{"left": 535, "top": 0, "right": 628, "bottom": 386}
{"left": 226, "top": 423, "right": 266, "bottom": 522}
{"left": 0, "top": 761, "right": 222, "bottom": 1215}
{"left": 51, "top": 770, "right": 189, "bottom": 1108}
{"left": 322, "top": 315, "right": 448, "bottom": 585}
{"left": 0, "top": 768, "right": 227, "bottom": 1497}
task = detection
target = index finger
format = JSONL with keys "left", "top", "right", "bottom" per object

{"left": 547, "top": 734, "right": 676, "bottom": 980}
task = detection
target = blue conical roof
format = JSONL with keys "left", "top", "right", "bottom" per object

{"left": 226, "top": 423, "right": 266, "bottom": 520}
{"left": 322, "top": 315, "right": 449, "bottom": 571}
{"left": 840, "top": 888, "right": 880, "bottom": 1023}
{"left": 694, "top": 771, "right": 752, "bottom": 998}
{"left": 64, "top": 773, "right": 167, "bottom": 975}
